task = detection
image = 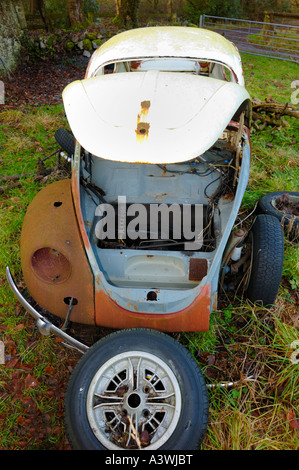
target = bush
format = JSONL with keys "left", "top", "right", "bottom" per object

{"left": 184, "top": 0, "right": 290, "bottom": 24}
{"left": 184, "top": 0, "right": 242, "bottom": 26}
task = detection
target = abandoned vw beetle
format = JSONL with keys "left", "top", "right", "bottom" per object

{"left": 7, "top": 27, "right": 284, "bottom": 450}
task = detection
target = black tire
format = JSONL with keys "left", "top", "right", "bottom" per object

{"left": 64, "top": 328, "right": 209, "bottom": 450}
{"left": 54, "top": 128, "right": 75, "bottom": 156}
{"left": 246, "top": 214, "right": 284, "bottom": 306}
{"left": 257, "top": 191, "right": 299, "bottom": 233}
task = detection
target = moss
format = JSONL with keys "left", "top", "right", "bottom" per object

{"left": 93, "top": 38, "right": 102, "bottom": 47}
{"left": 111, "top": 15, "right": 122, "bottom": 27}
{"left": 82, "top": 38, "right": 92, "bottom": 51}
{"left": 46, "top": 35, "right": 56, "bottom": 47}
{"left": 85, "top": 32, "right": 97, "bottom": 41}
{"left": 71, "top": 22, "right": 85, "bottom": 32}
{"left": 65, "top": 40, "right": 75, "bottom": 52}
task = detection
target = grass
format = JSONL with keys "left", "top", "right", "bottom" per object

{"left": 240, "top": 54, "right": 299, "bottom": 213}
{"left": 0, "top": 52, "right": 298, "bottom": 450}
{"left": 0, "top": 104, "right": 76, "bottom": 450}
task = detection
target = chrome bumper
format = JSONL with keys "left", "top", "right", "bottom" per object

{"left": 6, "top": 266, "right": 89, "bottom": 354}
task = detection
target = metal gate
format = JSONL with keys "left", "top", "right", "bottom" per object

{"left": 199, "top": 15, "right": 299, "bottom": 63}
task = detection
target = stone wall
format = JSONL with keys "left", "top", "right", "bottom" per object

{"left": 0, "top": 0, "right": 27, "bottom": 73}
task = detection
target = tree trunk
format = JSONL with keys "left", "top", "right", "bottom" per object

{"left": 29, "top": 0, "right": 39, "bottom": 14}
{"left": 166, "top": 0, "right": 172, "bottom": 18}
{"left": 114, "top": 0, "right": 140, "bottom": 27}
{"left": 0, "top": 0, "right": 27, "bottom": 72}
{"left": 128, "top": 0, "right": 140, "bottom": 27}
{"left": 67, "top": 0, "right": 84, "bottom": 25}
{"left": 36, "top": 0, "right": 52, "bottom": 32}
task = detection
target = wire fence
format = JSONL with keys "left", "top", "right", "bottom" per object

{"left": 199, "top": 15, "right": 299, "bottom": 63}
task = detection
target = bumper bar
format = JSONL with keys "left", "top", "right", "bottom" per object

{"left": 6, "top": 267, "right": 89, "bottom": 354}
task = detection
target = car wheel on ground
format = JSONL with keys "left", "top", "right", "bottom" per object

{"left": 257, "top": 191, "right": 299, "bottom": 239}
{"left": 64, "top": 328, "right": 209, "bottom": 450}
{"left": 246, "top": 214, "right": 284, "bottom": 306}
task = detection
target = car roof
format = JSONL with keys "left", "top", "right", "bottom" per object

{"left": 86, "top": 26, "right": 244, "bottom": 85}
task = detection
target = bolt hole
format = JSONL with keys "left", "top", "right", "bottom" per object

{"left": 63, "top": 297, "right": 78, "bottom": 305}
{"left": 54, "top": 201, "right": 62, "bottom": 207}
{"left": 143, "top": 409, "right": 150, "bottom": 418}
{"left": 146, "top": 291, "right": 157, "bottom": 301}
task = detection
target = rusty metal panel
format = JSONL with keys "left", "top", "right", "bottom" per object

{"left": 189, "top": 258, "right": 208, "bottom": 281}
{"left": 20, "top": 179, "right": 95, "bottom": 325}
{"left": 95, "top": 283, "right": 211, "bottom": 332}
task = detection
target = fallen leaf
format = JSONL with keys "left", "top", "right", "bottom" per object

{"left": 44, "top": 365, "right": 55, "bottom": 375}
{"left": 14, "top": 324, "right": 25, "bottom": 332}
{"left": 18, "top": 440, "right": 27, "bottom": 448}
{"left": 140, "top": 429, "right": 150, "bottom": 446}
{"left": 5, "top": 357, "right": 19, "bottom": 368}
{"left": 207, "top": 354, "right": 215, "bottom": 365}
{"left": 287, "top": 410, "right": 299, "bottom": 431}
{"left": 25, "top": 374, "right": 40, "bottom": 390}
{"left": 16, "top": 416, "right": 25, "bottom": 425}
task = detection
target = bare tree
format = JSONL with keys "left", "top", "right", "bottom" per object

{"left": 67, "top": 0, "right": 85, "bottom": 25}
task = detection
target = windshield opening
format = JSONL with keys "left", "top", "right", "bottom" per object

{"left": 94, "top": 58, "right": 237, "bottom": 83}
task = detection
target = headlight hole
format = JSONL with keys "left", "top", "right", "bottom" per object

{"left": 31, "top": 247, "right": 71, "bottom": 284}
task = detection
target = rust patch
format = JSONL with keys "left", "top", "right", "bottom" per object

{"left": 21, "top": 179, "right": 95, "bottom": 325}
{"left": 95, "top": 283, "right": 211, "bottom": 332}
{"left": 141, "top": 100, "right": 151, "bottom": 111}
{"left": 212, "top": 292, "right": 218, "bottom": 311}
{"left": 189, "top": 258, "right": 208, "bottom": 282}
{"left": 136, "top": 101, "right": 151, "bottom": 141}
{"left": 136, "top": 121, "right": 150, "bottom": 138}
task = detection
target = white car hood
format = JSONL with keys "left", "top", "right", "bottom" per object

{"left": 62, "top": 71, "right": 250, "bottom": 164}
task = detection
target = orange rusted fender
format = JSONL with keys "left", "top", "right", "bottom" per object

{"left": 20, "top": 179, "right": 95, "bottom": 325}
{"left": 94, "top": 283, "right": 211, "bottom": 332}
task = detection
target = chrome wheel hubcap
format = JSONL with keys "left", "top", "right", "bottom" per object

{"left": 86, "top": 351, "right": 181, "bottom": 449}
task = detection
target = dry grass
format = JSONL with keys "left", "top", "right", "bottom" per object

{"left": 4, "top": 135, "right": 37, "bottom": 152}
{"left": 206, "top": 405, "right": 298, "bottom": 450}
{"left": 201, "top": 307, "right": 299, "bottom": 450}
{"left": 0, "top": 108, "right": 65, "bottom": 133}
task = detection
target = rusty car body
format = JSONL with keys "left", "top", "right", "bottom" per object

{"left": 8, "top": 27, "right": 252, "bottom": 342}
{"left": 6, "top": 27, "right": 284, "bottom": 450}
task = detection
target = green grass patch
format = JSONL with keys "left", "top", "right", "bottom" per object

{"left": 240, "top": 54, "right": 299, "bottom": 212}
{"left": 241, "top": 53, "right": 299, "bottom": 102}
